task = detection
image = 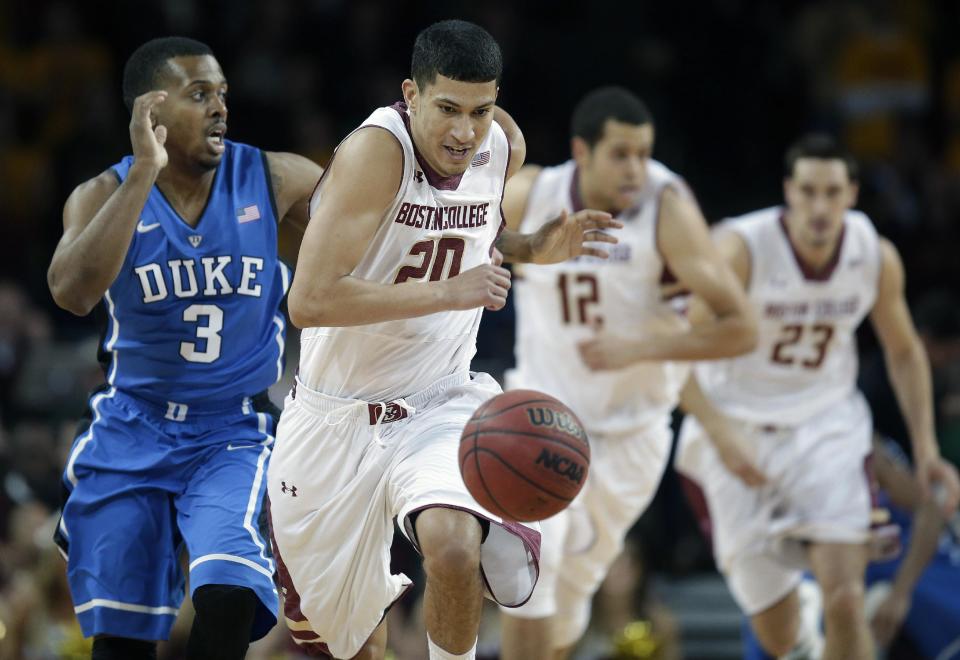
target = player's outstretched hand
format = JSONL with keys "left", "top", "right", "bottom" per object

{"left": 130, "top": 90, "right": 169, "bottom": 170}
{"left": 443, "top": 264, "right": 511, "bottom": 312}
{"left": 917, "top": 454, "right": 960, "bottom": 517}
{"left": 530, "top": 209, "right": 621, "bottom": 264}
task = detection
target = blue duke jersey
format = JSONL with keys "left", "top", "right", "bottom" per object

{"left": 107, "top": 140, "right": 290, "bottom": 406}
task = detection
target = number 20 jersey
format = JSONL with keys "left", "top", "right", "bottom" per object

{"left": 106, "top": 141, "right": 289, "bottom": 406}
{"left": 508, "top": 159, "right": 691, "bottom": 434}
{"left": 695, "top": 207, "right": 880, "bottom": 426}
{"left": 297, "top": 103, "right": 509, "bottom": 401}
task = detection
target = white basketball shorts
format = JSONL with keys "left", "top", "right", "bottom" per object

{"left": 675, "top": 391, "right": 873, "bottom": 615}
{"left": 267, "top": 371, "right": 540, "bottom": 659}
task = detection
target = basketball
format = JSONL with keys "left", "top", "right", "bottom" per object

{"left": 459, "top": 390, "right": 590, "bottom": 522}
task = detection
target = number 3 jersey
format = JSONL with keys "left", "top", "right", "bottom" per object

{"left": 297, "top": 103, "right": 509, "bottom": 401}
{"left": 695, "top": 206, "right": 880, "bottom": 426}
{"left": 508, "top": 159, "right": 691, "bottom": 434}
{"left": 106, "top": 141, "right": 290, "bottom": 406}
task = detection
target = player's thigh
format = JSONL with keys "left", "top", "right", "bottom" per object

{"left": 557, "top": 423, "right": 672, "bottom": 597}
{"left": 59, "top": 392, "right": 184, "bottom": 638}
{"left": 177, "top": 412, "right": 278, "bottom": 640}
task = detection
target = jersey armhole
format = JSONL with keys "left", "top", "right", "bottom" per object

{"left": 308, "top": 125, "right": 406, "bottom": 220}
{"left": 260, "top": 151, "right": 281, "bottom": 225}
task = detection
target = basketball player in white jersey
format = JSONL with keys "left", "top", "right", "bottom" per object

{"left": 675, "top": 134, "right": 960, "bottom": 660}
{"left": 266, "top": 21, "right": 620, "bottom": 660}
{"left": 498, "top": 87, "right": 758, "bottom": 660}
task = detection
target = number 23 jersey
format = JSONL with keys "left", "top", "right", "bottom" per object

{"left": 695, "top": 207, "right": 881, "bottom": 425}
{"left": 509, "top": 159, "right": 691, "bottom": 434}
{"left": 107, "top": 141, "right": 289, "bottom": 406}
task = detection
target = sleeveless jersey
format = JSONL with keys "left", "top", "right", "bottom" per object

{"left": 508, "top": 159, "right": 691, "bottom": 433}
{"left": 695, "top": 206, "right": 881, "bottom": 425}
{"left": 106, "top": 140, "right": 289, "bottom": 407}
{"left": 298, "top": 103, "right": 509, "bottom": 401}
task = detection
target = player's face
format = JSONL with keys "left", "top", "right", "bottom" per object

{"left": 575, "top": 120, "right": 653, "bottom": 214}
{"left": 402, "top": 75, "right": 498, "bottom": 177}
{"left": 783, "top": 158, "right": 858, "bottom": 249}
{"left": 152, "top": 55, "right": 228, "bottom": 171}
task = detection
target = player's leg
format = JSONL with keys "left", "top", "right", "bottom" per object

{"left": 57, "top": 391, "right": 184, "bottom": 656}
{"left": 499, "top": 511, "right": 571, "bottom": 660}
{"left": 391, "top": 373, "right": 541, "bottom": 660}
{"left": 176, "top": 402, "right": 279, "bottom": 660}
{"left": 807, "top": 541, "right": 873, "bottom": 660}
{"left": 413, "top": 507, "right": 485, "bottom": 657}
{"left": 552, "top": 424, "right": 672, "bottom": 657}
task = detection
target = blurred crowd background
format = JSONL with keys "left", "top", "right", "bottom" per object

{"left": 1, "top": 0, "right": 959, "bottom": 658}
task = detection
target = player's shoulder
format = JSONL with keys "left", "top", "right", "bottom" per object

{"left": 842, "top": 208, "right": 877, "bottom": 236}
{"left": 719, "top": 206, "right": 781, "bottom": 232}
{"left": 66, "top": 169, "right": 121, "bottom": 210}
{"left": 531, "top": 159, "right": 575, "bottom": 192}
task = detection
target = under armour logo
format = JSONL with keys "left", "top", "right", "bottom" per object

{"left": 414, "top": 170, "right": 424, "bottom": 183}
{"left": 281, "top": 481, "right": 298, "bottom": 497}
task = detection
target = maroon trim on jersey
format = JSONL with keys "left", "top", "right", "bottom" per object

{"left": 778, "top": 213, "right": 846, "bottom": 282}
{"left": 569, "top": 166, "right": 586, "bottom": 212}
{"left": 307, "top": 124, "right": 405, "bottom": 219}
{"left": 391, "top": 102, "right": 464, "bottom": 191}
{"left": 491, "top": 138, "right": 511, "bottom": 257}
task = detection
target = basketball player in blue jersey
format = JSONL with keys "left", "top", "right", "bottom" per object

{"left": 46, "top": 37, "right": 323, "bottom": 660}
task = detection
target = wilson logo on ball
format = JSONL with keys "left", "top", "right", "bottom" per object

{"left": 525, "top": 407, "right": 586, "bottom": 442}
{"left": 534, "top": 449, "right": 585, "bottom": 484}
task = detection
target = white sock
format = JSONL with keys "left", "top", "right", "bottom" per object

{"left": 427, "top": 634, "right": 477, "bottom": 660}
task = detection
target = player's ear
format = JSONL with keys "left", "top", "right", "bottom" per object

{"left": 401, "top": 79, "right": 418, "bottom": 113}
{"left": 571, "top": 136, "right": 590, "bottom": 165}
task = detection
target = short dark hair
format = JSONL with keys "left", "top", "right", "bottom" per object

{"left": 411, "top": 20, "right": 502, "bottom": 90}
{"left": 571, "top": 87, "right": 653, "bottom": 146}
{"left": 122, "top": 36, "right": 214, "bottom": 112}
{"left": 784, "top": 133, "right": 859, "bottom": 182}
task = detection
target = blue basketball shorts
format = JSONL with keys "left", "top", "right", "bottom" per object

{"left": 55, "top": 386, "right": 279, "bottom": 641}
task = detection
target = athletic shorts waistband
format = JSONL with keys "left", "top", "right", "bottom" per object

{"left": 290, "top": 371, "right": 471, "bottom": 424}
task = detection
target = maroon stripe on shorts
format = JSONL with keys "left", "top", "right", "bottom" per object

{"left": 266, "top": 497, "right": 333, "bottom": 658}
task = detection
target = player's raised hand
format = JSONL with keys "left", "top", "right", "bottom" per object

{"left": 442, "top": 264, "right": 512, "bottom": 311}
{"left": 917, "top": 454, "right": 960, "bottom": 517}
{"left": 130, "top": 90, "right": 169, "bottom": 170}
{"left": 529, "top": 209, "right": 621, "bottom": 264}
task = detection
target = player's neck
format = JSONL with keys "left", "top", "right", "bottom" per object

{"left": 577, "top": 176, "right": 617, "bottom": 215}
{"left": 782, "top": 216, "right": 840, "bottom": 272}
{"left": 155, "top": 164, "right": 218, "bottom": 226}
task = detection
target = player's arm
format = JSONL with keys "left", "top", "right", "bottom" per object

{"left": 48, "top": 91, "right": 168, "bottom": 316}
{"left": 493, "top": 106, "right": 526, "bottom": 180}
{"left": 286, "top": 128, "right": 511, "bottom": 329}
{"left": 870, "top": 238, "right": 960, "bottom": 517}
{"left": 870, "top": 439, "right": 947, "bottom": 646}
{"left": 679, "top": 374, "right": 767, "bottom": 487}
{"left": 265, "top": 151, "right": 324, "bottom": 264}
{"left": 579, "top": 189, "right": 757, "bottom": 369}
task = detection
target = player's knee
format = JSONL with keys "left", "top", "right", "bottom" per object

{"left": 188, "top": 584, "right": 259, "bottom": 659}
{"left": 92, "top": 637, "right": 157, "bottom": 660}
{"left": 821, "top": 580, "right": 865, "bottom": 626}
{"left": 553, "top": 598, "right": 591, "bottom": 649}
{"left": 416, "top": 509, "right": 482, "bottom": 582}
{"left": 752, "top": 626, "right": 797, "bottom": 658}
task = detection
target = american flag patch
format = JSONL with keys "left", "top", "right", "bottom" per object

{"left": 471, "top": 151, "right": 490, "bottom": 167}
{"left": 237, "top": 205, "right": 261, "bottom": 223}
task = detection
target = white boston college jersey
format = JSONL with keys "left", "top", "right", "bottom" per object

{"left": 695, "top": 207, "right": 881, "bottom": 425}
{"left": 508, "top": 159, "right": 691, "bottom": 433}
{"left": 298, "top": 103, "right": 509, "bottom": 401}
